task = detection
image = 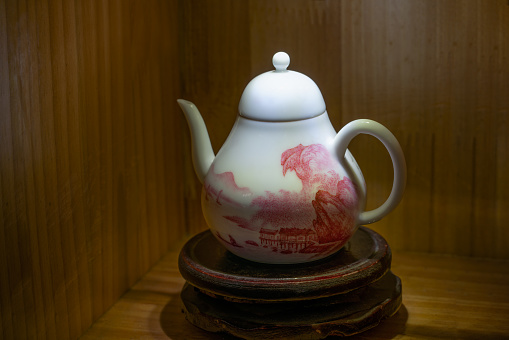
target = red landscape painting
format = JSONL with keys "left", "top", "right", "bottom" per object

{"left": 205, "top": 143, "right": 358, "bottom": 257}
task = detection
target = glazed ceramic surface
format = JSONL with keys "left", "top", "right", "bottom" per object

{"left": 178, "top": 52, "right": 406, "bottom": 264}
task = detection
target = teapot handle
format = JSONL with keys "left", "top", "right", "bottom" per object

{"left": 334, "top": 119, "right": 407, "bottom": 225}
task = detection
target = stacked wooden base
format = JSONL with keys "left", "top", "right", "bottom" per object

{"left": 178, "top": 227, "right": 402, "bottom": 339}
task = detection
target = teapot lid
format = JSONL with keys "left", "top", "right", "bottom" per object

{"left": 238, "top": 52, "right": 326, "bottom": 121}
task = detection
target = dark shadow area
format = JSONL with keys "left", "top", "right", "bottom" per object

{"left": 341, "top": 304, "right": 409, "bottom": 339}
{"left": 160, "top": 288, "right": 408, "bottom": 340}
{"left": 160, "top": 292, "right": 239, "bottom": 340}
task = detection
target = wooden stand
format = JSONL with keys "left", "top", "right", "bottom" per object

{"left": 178, "top": 227, "right": 402, "bottom": 339}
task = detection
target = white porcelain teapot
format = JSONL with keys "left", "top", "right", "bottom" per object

{"left": 178, "top": 52, "right": 406, "bottom": 264}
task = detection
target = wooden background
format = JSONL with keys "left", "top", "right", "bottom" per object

{"left": 1, "top": 0, "right": 508, "bottom": 339}
{"left": 0, "top": 0, "right": 183, "bottom": 338}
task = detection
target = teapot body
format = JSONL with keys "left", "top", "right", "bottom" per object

{"left": 179, "top": 52, "right": 406, "bottom": 265}
{"left": 202, "top": 112, "right": 366, "bottom": 264}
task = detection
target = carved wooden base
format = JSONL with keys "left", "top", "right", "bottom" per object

{"left": 178, "top": 227, "right": 402, "bottom": 338}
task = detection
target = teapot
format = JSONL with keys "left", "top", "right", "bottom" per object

{"left": 178, "top": 52, "right": 406, "bottom": 264}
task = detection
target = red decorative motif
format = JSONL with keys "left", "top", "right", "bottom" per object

{"left": 215, "top": 232, "right": 243, "bottom": 248}
{"left": 209, "top": 144, "right": 357, "bottom": 256}
{"left": 204, "top": 166, "right": 250, "bottom": 208}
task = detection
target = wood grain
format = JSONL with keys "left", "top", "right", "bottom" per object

{"left": 339, "top": 0, "right": 509, "bottom": 258}
{"left": 79, "top": 244, "right": 509, "bottom": 339}
{"left": 0, "top": 0, "right": 183, "bottom": 338}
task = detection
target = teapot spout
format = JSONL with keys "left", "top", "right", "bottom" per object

{"left": 177, "top": 99, "right": 215, "bottom": 184}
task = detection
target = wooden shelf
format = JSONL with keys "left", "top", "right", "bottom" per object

{"left": 80, "top": 240, "right": 509, "bottom": 339}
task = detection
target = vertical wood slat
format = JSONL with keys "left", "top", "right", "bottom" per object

{"left": 338, "top": 0, "right": 509, "bottom": 257}
{"left": 0, "top": 2, "right": 21, "bottom": 338}
{"left": 0, "top": 0, "right": 183, "bottom": 339}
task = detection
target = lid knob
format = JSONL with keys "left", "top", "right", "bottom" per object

{"left": 273, "top": 52, "right": 290, "bottom": 72}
